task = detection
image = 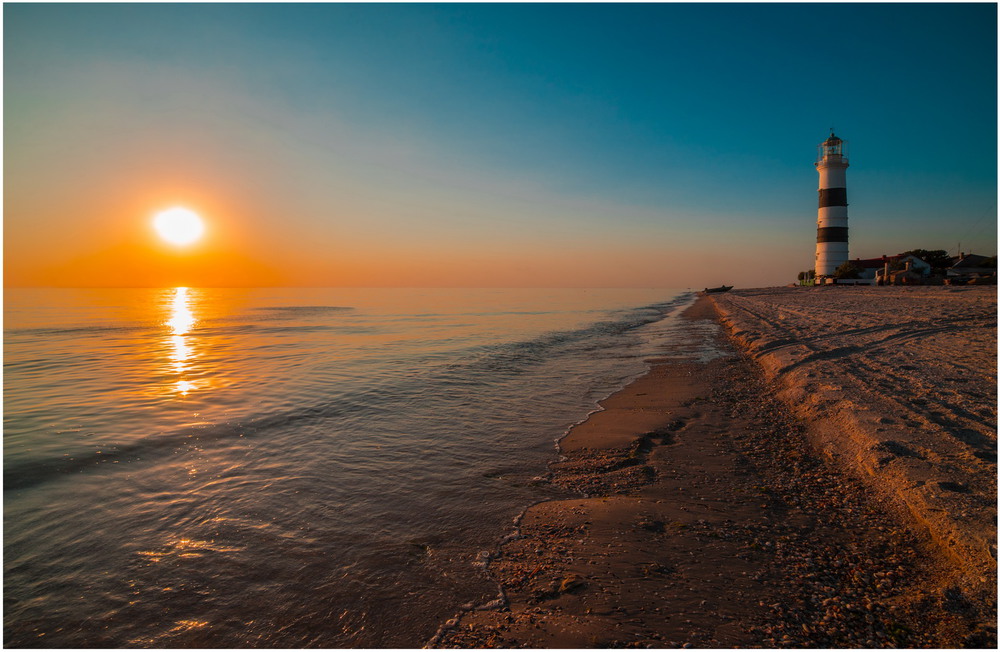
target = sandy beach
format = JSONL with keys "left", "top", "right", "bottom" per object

{"left": 714, "top": 287, "right": 996, "bottom": 586}
{"left": 434, "top": 288, "right": 996, "bottom": 648}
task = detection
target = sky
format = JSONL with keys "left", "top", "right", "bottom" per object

{"left": 4, "top": 2, "right": 997, "bottom": 288}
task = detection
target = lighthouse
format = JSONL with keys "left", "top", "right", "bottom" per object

{"left": 815, "top": 132, "right": 849, "bottom": 278}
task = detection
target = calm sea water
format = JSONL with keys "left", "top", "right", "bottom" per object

{"left": 3, "top": 287, "right": 720, "bottom": 647}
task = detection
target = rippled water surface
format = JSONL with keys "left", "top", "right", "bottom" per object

{"left": 4, "top": 287, "right": 711, "bottom": 647}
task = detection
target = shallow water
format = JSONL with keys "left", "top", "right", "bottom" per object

{"left": 4, "top": 287, "right": 718, "bottom": 647}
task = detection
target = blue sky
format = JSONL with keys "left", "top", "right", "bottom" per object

{"left": 5, "top": 3, "right": 997, "bottom": 287}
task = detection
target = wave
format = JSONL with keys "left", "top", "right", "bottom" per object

{"left": 5, "top": 325, "right": 146, "bottom": 337}
{"left": 253, "top": 305, "right": 354, "bottom": 314}
{"left": 3, "top": 395, "right": 375, "bottom": 492}
{"left": 449, "top": 293, "right": 692, "bottom": 374}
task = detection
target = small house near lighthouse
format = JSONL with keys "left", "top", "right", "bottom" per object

{"left": 815, "top": 132, "right": 850, "bottom": 279}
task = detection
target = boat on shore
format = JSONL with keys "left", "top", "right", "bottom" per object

{"left": 703, "top": 285, "right": 733, "bottom": 294}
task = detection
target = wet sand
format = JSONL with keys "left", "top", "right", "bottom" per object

{"left": 433, "top": 290, "right": 996, "bottom": 648}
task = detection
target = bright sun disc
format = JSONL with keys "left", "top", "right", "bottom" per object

{"left": 153, "top": 208, "right": 204, "bottom": 246}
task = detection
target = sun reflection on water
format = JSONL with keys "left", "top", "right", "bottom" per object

{"left": 168, "top": 287, "right": 195, "bottom": 335}
{"left": 166, "top": 287, "right": 197, "bottom": 395}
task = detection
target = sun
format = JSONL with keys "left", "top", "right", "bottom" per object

{"left": 153, "top": 207, "right": 205, "bottom": 246}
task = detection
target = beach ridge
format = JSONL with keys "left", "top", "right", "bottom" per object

{"left": 711, "top": 287, "right": 997, "bottom": 591}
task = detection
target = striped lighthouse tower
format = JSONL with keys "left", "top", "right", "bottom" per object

{"left": 815, "top": 132, "right": 849, "bottom": 278}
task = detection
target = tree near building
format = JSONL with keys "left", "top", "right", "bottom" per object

{"left": 833, "top": 261, "right": 862, "bottom": 279}
{"left": 900, "top": 249, "right": 951, "bottom": 273}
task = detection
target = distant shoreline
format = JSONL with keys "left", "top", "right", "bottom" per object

{"left": 434, "top": 288, "right": 996, "bottom": 648}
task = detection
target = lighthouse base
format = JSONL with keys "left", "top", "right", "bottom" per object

{"left": 816, "top": 242, "right": 849, "bottom": 277}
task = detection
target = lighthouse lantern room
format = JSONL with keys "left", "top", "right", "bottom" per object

{"left": 815, "top": 132, "right": 850, "bottom": 278}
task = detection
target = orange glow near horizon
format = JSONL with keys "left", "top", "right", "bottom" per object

{"left": 3, "top": 194, "right": 286, "bottom": 287}
{"left": 2, "top": 183, "right": 804, "bottom": 289}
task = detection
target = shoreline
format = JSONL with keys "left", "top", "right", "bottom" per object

{"left": 426, "top": 293, "right": 707, "bottom": 647}
{"left": 434, "top": 291, "right": 996, "bottom": 648}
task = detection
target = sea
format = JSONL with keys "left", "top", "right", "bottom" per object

{"left": 3, "top": 287, "right": 724, "bottom": 648}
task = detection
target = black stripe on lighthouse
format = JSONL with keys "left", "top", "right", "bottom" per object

{"left": 816, "top": 226, "right": 849, "bottom": 243}
{"left": 818, "top": 187, "right": 848, "bottom": 208}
